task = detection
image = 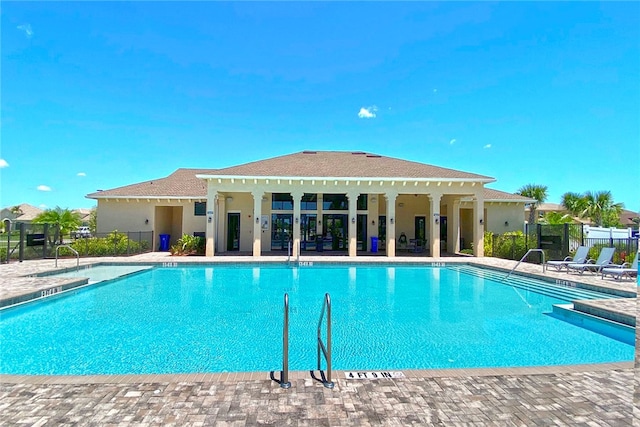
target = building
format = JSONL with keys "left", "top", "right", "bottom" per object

{"left": 87, "top": 151, "right": 533, "bottom": 258}
{"left": 0, "top": 203, "right": 44, "bottom": 231}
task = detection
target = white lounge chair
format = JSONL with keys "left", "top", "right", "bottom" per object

{"left": 567, "top": 247, "right": 615, "bottom": 275}
{"left": 601, "top": 251, "right": 638, "bottom": 281}
{"left": 546, "top": 246, "right": 588, "bottom": 272}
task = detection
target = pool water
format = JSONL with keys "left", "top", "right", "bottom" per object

{"left": 0, "top": 265, "right": 634, "bottom": 375}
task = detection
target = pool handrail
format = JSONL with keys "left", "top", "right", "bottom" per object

{"left": 55, "top": 244, "right": 79, "bottom": 270}
{"left": 316, "top": 293, "right": 334, "bottom": 389}
{"left": 280, "top": 293, "right": 291, "bottom": 389}
{"left": 505, "top": 249, "right": 546, "bottom": 280}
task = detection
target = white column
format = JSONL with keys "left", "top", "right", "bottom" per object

{"left": 473, "top": 192, "right": 485, "bottom": 257}
{"left": 251, "top": 191, "right": 264, "bottom": 257}
{"left": 447, "top": 198, "right": 461, "bottom": 253}
{"left": 368, "top": 194, "right": 379, "bottom": 253}
{"left": 347, "top": 191, "right": 359, "bottom": 257}
{"left": 205, "top": 187, "right": 216, "bottom": 257}
{"left": 385, "top": 192, "right": 397, "bottom": 257}
{"left": 429, "top": 194, "right": 442, "bottom": 257}
{"left": 217, "top": 195, "right": 226, "bottom": 253}
{"left": 291, "top": 191, "right": 304, "bottom": 258}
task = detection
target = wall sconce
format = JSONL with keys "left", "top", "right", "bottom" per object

{"left": 256, "top": 217, "right": 260, "bottom": 224}
{"left": 371, "top": 220, "right": 375, "bottom": 226}
{"left": 479, "top": 219, "right": 484, "bottom": 224}
{"left": 390, "top": 218, "right": 394, "bottom": 224}
{"left": 504, "top": 221, "right": 509, "bottom": 227}
{"left": 435, "top": 218, "right": 439, "bottom": 225}
{"left": 295, "top": 217, "right": 299, "bottom": 224}
{"left": 318, "top": 220, "right": 322, "bottom": 225}
{"left": 145, "top": 219, "right": 149, "bottom": 224}
{"left": 351, "top": 217, "right": 356, "bottom": 224}
{"left": 208, "top": 216, "right": 212, "bottom": 223}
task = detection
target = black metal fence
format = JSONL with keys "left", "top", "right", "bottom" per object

{"left": 1, "top": 223, "right": 154, "bottom": 263}
{"left": 485, "top": 223, "right": 638, "bottom": 265}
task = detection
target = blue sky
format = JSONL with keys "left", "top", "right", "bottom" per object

{"left": 1, "top": 2, "right": 639, "bottom": 213}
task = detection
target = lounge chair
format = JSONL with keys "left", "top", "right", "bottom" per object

{"left": 398, "top": 233, "right": 408, "bottom": 252}
{"left": 567, "top": 247, "right": 615, "bottom": 275}
{"left": 546, "top": 246, "right": 588, "bottom": 272}
{"left": 601, "top": 251, "right": 638, "bottom": 281}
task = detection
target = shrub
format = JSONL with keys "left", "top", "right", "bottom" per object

{"left": 171, "top": 234, "right": 205, "bottom": 256}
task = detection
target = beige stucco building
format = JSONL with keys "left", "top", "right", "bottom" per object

{"left": 87, "top": 151, "right": 532, "bottom": 258}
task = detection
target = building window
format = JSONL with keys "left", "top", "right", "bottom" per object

{"left": 194, "top": 202, "right": 206, "bottom": 216}
{"left": 272, "top": 193, "right": 293, "bottom": 210}
{"left": 301, "top": 193, "right": 317, "bottom": 210}
{"left": 323, "top": 194, "right": 348, "bottom": 210}
{"left": 357, "top": 195, "right": 367, "bottom": 210}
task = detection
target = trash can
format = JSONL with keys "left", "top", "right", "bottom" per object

{"left": 159, "top": 234, "right": 171, "bottom": 251}
{"left": 316, "top": 235, "right": 324, "bottom": 252}
{"left": 371, "top": 236, "right": 378, "bottom": 253}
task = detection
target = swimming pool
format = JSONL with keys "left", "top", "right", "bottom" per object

{"left": 0, "top": 264, "right": 634, "bottom": 375}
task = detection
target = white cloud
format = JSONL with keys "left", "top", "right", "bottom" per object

{"left": 358, "top": 106, "right": 377, "bottom": 119}
{"left": 39, "top": 204, "right": 47, "bottom": 209}
{"left": 483, "top": 144, "right": 492, "bottom": 149}
{"left": 17, "top": 24, "right": 33, "bottom": 38}
{"left": 77, "top": 172, "right": 86, "bottom": 177}
{"left": 37, "top": 185, "right": 52, "bottom": 192}
{"left": 449, "top": 139, "right": 456, "bottom": 145}
{"left": 0, "top": 159, "right": 8, "bottom": 168}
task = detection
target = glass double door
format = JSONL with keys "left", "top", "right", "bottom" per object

{"left": 271, "top": 214, "right": 293, "bottom": 251}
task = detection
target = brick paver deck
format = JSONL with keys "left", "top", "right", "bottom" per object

{"left": 1, "top": 254, "right": 638, "bottom": 425}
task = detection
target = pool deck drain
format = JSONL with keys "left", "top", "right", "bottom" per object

{"left": 1, "top": 253, "right": 638, "bottom": 425}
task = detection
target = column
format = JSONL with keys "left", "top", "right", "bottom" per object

{"left": 447, "top": 198, "right": 461, "bottom": 253}
{"left": 347, "top": 191, "right": 359, "bottom": 257}
{"left": 429, "top": 194, "right": 442, "bottom": 257}
{"left": 473, "top": 192, "right": 485, "bottom": 257}
{"left": 251, "top": 191, "right": 264, "bottom": 257}
{"left": 217, "top": 195, "right": 227, "bottom": 253}
{"left": 205, "top": 188, "right": 217, "bottom": 257}
{"left": 291, "top": 191, "right": 304, "bottom": 258}
{"left": 385, "top": 192, "right": 397, "bottom": 257}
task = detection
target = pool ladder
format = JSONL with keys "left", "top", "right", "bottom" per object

{"left": 55, "top": 244, "right": 79, "bottom": 270}
{"left": 315, "top": 293, "right": 334, "bottom": 388}
{"left": 286, "top": 240, "right": 300, "bottom": 267}
{"left": 504, "top": 249, "right": 546, "bottom": 281}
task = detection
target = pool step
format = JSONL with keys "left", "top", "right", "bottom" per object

{"left": 448, "top": 265, "right": 618, "bottom": 302}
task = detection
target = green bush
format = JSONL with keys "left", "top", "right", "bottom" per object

{"left": 171, "top": 234, "right": 205, "bottom": 256}
{"left": 587, "top": 243, "right": 635, "bottom": 265}
{"left": 63, "top": 231, "right": 149, "bottom": 257}
{"left": 485, "top": 231, "right": 529, "bottom": 261}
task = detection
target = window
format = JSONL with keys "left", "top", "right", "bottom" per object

{"left": 301, "top": 193, "right": 317, "bottom": 210}
{"left": 322, "top": 194, "right": 348, "bottom": 210}
{"left": 272, "top": 193, "right": 293, "bottom": 210}
{"left": 194, "top": 202, "right": 206, "bottom": 216}
{"left": 357, "top": 195, "right": 368, "bottom": 210}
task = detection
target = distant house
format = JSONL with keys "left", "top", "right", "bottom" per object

{"left": 87, "top": 151, "right": 534, "bottom": 258}
{"left": 0, "top": 203, "right": 44, "bottom": 231}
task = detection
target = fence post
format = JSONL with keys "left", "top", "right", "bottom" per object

{"left": 127, "top": 232, "right": 131, "bottom": 255}
{"left": 18, "top": 222, "right": 25, "bottom": 262}
{"left": 43, "top": 223, "right": 49, "bottom": 258}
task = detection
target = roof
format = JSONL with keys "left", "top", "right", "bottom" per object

{"left": 205, "top": 151, "right": 495, "bottom": 180}
{"left": 88, "top": 152, "right": 519, "bottom": 201}
{"left": 0, "top": 203, "right": 44, "bottom": 221}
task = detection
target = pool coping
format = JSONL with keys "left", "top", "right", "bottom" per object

{"left": 0, "top": 361, "right": 633, "bottom": 385}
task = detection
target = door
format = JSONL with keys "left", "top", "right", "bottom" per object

{"left": 227, "top": 213, "right": 240, "bottom": 251}
{"left": 357, "top": 214, "right": 367, "bottom": 251}
{"left": 271, "top": 214, "right": 293, "bottom": 251}
{"left": 322, "top": 214, "right": 347, "bottom": 251}
{"left": 301, "top": 214, "right": 317, "bottom": 251}
{"left": 440, "top": 216, "right": 447, "bottom": 251}
{"left": 415, "top": 216, "right": 426, "bottom": 244}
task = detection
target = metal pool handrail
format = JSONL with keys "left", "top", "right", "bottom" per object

{"left": 55, "top": 244, "right": 79, "bottom": 269}
{"left": 316, "top": 293, "right": 334, "bottom": 389}
{"left": 505, "top": 249, "right": 546, "bottom": 280}
{"left": 280, "top": 293, "right": 291, "bottom": 389}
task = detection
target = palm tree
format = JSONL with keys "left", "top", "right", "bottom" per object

{"left": 539, "top": 211, "right": 574, "bottom": 225}
{"left": 582, "top": 191, "right": 623, "bottom": 227}
{"left": 561, "top": 192, "right": 586, "bottom": 217}
{"left": 33, "top": 207, "right": 82, "bottom": 244}
{"left": 517, "top": 184, "right": 548, "bottom": 225}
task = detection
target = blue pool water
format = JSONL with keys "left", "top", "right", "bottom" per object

{"left": 0, "top": 265, "right": 634, "bottom": 375}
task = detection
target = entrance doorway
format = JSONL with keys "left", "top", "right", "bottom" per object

{"left": 301, "top": 214, "right": 317, "bottom": 251}
{"left": 227, "top": 213, "right": 240, "bottom": 251}
{"left": 271, "top": 214, "right": 293, "bottom": 251}
{"left": 357, "top": 214, "right": 367, "bottom": 251}
{"left": 322, "top": 214, "right": 347, "bottom": 251}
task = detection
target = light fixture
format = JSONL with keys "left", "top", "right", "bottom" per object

{"left": 390, "top": 218, "right": 394, "bottom": 224}
{"left": 295, "top": 217, "right": 299, "bottom": 224}
{"left": 318, "top": 220, "right": 322, "bottom": 225}
{"left": 371, "top": 196, "right": 377, "bottom": 203}
{"left": 256, "top": 217, "right": 260, "bottom": 224}
{"left": 371, "top": 220, "right": 375, "bottom": 226}
{"left": 145, "top": 219, "right": 149, "bottom": 224}
{"left": 351, "top": 217, "right": 356, "bottom": 224}
{"left": 435, "top": 218, "right": 439, "bottom": 225}
{"left": 504, "top": 221, "right": 509, "bottom": 227}
{"left": 479, "top": 219, "right": 484, "bottom": 224}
